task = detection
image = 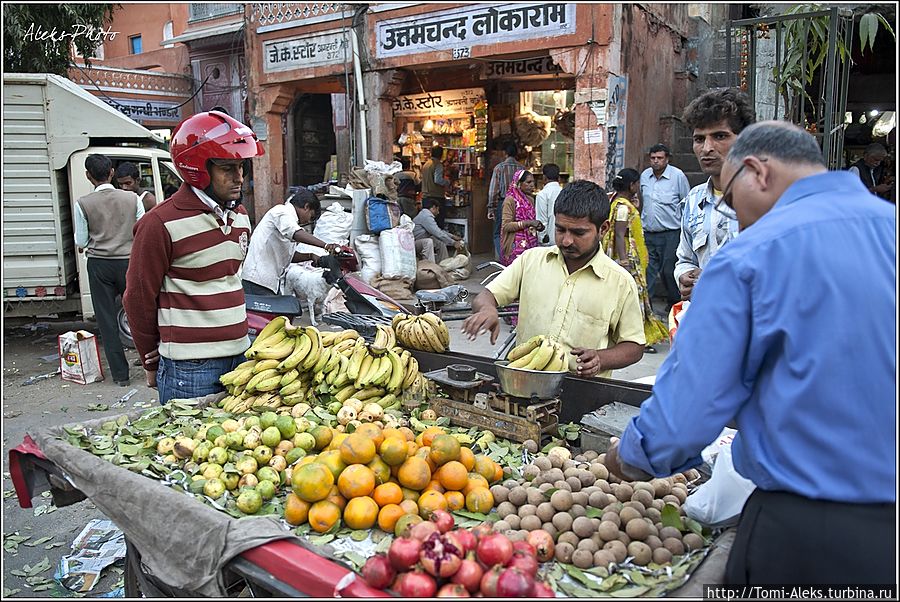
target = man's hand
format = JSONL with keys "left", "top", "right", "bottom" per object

{"left": 605, "top": 438, "right": 654, "bottom": 482}
{"left": 530, "top": 220, "right": 545, "bottom": 232}
{"left": 678, "top": 268, "right": 701, "bottom": 300}
{"left": 145, "top": 369, "right": 158, "bottom": 389}
{"left": 324, "top": 243, "right": 338, "bottom": 254}
{"left": 874, "top": 182, "right": 892, "bottom": 194}
{"left": 454, "top": 240, "right": 465, "bottom": 251}
{"left": 143, "top": 348, "right": 160, "bottom": 388}
{"left": 571, "top": 347, "right": 603, "bottom": 378}
{"left": 462, "top": 310, "right": 500, "bottom": 344}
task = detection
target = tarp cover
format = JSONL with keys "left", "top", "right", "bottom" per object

{"left": 29, "top": 393, "right": 302, "bottom": 596}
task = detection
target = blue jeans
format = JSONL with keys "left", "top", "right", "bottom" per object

{"left": 644, "top": 229, "right": 681, "bottom": 306}
{"left": 157, "top": 354, "right": 244, "bottom": 404}
{"left": 492, "top": 213, "right": 503, "bottom": 260}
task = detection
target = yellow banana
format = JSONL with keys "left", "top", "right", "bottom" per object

{"left": 392, "top": 313, "right": 408, "bottom": 329}
{"left": 355, "top": 386, "right": 385, "bottom": 401}
{"left": 508, "top": 346, "right": 540, "bottom": 369}
{"left": 333, "top": 339, "right": 357, "bottom": 355}
{"left": 402, "top": 356, "right": 419, "bottom": 390}
{"left": 252, "top": 316, "right": 288, "bottom": 349}
{"left": 233, "top": 383, "right": 246, "bottom": 396}
{"left": 372, "top": 325, "right": 389, "bottom": 350}
{"left": 544, "top": 344, "right": 568, "bottom": 372}
{"left": 335, "top": 384, "right": 358, "bottom": 402}
{"left": 278, "top": 334, "right": 312, "bottom": 372}
{"left": 347, "top": 340, "right": 367, "bottom": 380}
{"left": 319, "top": 331, "right": 337, "bottom": 347}
{"left": 371, "top": 355, "right": 393, "bottom": 387}
{"left": 246, "top": 368, "right": 279, "bottom": 392}
{"left": 322, "top": 348, "right": 342, "bottom": 374}
{"left": 280, "top": 379, "right": 304, "bottom": 397}
{"left": 335, "top": 329, "right": 360, "bottom": 343}
{"left": 416, "top": 319, "right": 446, "bottom": 353}
{"left": 356, "top": 354, "right": 377, "bottom": 388}
{"left": 524, "top": 339, "right": 555, "bottom": 370}
{"left": 230, "top": 368, "right": 255, "bottom": 387}
{"left": 300, "top": 326, "right": 323, "bottom": 371}
{"left": 312, "top": 347, "right": 331, "bottom": 374}
{"left": 419, "top": 313, "right": 449, "bottom": 348}
{"left": 251, "top": 337, "right": 296, "bottom": 360}
{"left": 385, "top": 349, "right": 405, "bottom": 392}
{"left": 280, "top": 369, "right": 300, "bottom": 388}
{"left": 377, "top": 393, "right": 398, "bottom": 408}
{"left": 507, "top": 335, "right": 544, "bottom": 362}
{"left": 252, "top": 359, "right": 281, "bottom": 374}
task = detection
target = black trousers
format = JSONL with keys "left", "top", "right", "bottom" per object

{"left": 725, "top": 489, "right": 896, "bottom": 585}
{"left": 86, "top": 257, "right": 130, "bottom": 382}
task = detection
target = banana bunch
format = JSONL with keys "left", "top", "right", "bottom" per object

{"left": 506, "top": 335, "right": 569, "bottom": 372}
{"left": 392, "top": 312, "right": 450, "bottom": 353}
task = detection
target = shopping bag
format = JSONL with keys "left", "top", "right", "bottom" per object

{"left": 683, "top": 442, "right": 756, "bottom": 528}
{"left": 58, "top": 330, "right": 104, "bottom": 384}
{"left": 667, "top": 300, "right": 690, "bottom": 342}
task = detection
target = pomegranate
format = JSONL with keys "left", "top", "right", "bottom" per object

{"left": 506, "top": 550, "right": 539, "bottom": 577}
{"left": 450, "top": 558, "right": 484, "bottom": 593}
{"left": 430, "top": 509, "right": 455, "bottom": 533}
{"left": 532, "top": 580, "right": 556, "bottom": 597}
{"left": 526, "top": 530, "right": 556, "bottom": 563}
{"left": 479, "top": 565, "right": 503, "bottom": 597}
{"left": 394, "top": 570, "right": 437, "bottom": 598}
{"left": 453, "top": 529, "right": 477, "bottom": 554}
{"left": 420, "top": 532, "right": 463, "bottom": 578}
{"left": 496, "top": 567, "right": 535, "bottom": 597}
{"left": 361, "top": 554, "right": 395, "bottom": 589}
{"left": 471, "top": 522, "right": 494, "bottom": 541}
{"left": 476, "top": 532, "right": 514, "bottom": 567}
{"left": 410, "top": 520, "right": 440, "bottom": 542}
{"left": 388, "top": 537, "right": 422, "bottom": 571}
{"left": 512, "top": 541, "right": 536, "bottom": 557}
{"left": 437, "top": 583, "right": 471, "bottom": 597}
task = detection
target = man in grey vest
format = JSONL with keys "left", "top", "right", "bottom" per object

{"left": 74, "top": 154, "right": 144, "bottom": 385}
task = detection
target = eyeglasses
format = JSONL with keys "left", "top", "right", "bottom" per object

{"left": 714, "top": 158, "right": 767, "bottom": 220}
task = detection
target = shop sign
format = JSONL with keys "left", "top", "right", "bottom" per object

{"left": 392, "top": 88, "right": 485, "bottom": 118}
{"left": 263, "top": 30, "right": 349, "bottom": 73}
{"left": 605, "top": 75, "right": 628, "bottom": 183}
{"left": 481, "top": 56, "right": 564, "bottom": 79}
{"left": 101, "top": 98, "right": 181, "bottom": 124}
{"left": 376, "top": 3, "right": 575, "bottom": 58}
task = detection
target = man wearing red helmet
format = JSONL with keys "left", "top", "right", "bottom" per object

{"left": 123, "top": 111, "right": 264, "bottom": 403}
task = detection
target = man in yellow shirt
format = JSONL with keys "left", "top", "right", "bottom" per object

{"left": 462, "top": 180, "right": 645, "bottom": 378}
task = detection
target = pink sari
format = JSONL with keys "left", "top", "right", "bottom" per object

{"left": 501, "top": 169, "right": 539, "bottom": 266}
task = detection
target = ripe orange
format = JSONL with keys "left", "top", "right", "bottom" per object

{"left": 377, "top": 503, "right": 405, "bottom": 533}
{"left": 397, "top": 456, "right": 432, "bottom": 491}
{"left": 406, "top": 441, "right": 419, "bottom": 457}
{"left": 436, "top": 461, "right": 469, "bottom": 491}
{"left": 458, "top": 446, "right": 475, "bottom": 471}
{"left": 398, "top": 427, "right": 416, "bottom": 442}
{"left": 429, "top": 434, "right": 461, "bottom": 466}
{"left": 444, "top": 490, "right": 465, "bottom": 511}
{"left": 418, "top": 426, "right": 445, "bottom": 448}
{"left": 315, "top": 449, "right": 347, "bottom": 481}
{"left": 308, "top": 500, "right": 341, "bottom": 532}
{"left": 340, "top": 433, "right": 377, "bottom": 465}
{"left": 337, "top": 464, "right": 376, "bottom": 499}
{"left": 380, "top": 437, "right": 409, "bottom": 466}
{"left": 423, "top": 479, "right": 445, "bottom": 494}
{"left": 329, "top": 432, "right": 349, "bottom": 452}
{"left": 399, "top": 499, "right": 419, "bottom": 515}
{"left": 373, "top": 482, "right": 403, "bottom": 507}
{"left": 463, "top": 473, "right": 489, "bottom": 495}
{"left": 382, "top": 427, "right": 405, "bottom": 442}
{"left": 473, "top": 455, "right": 496, "bottom": 482}
{"left": 284, "top": 493, "right": 311, "bottom": 526}
{"left": 344, "top": 496, "right": 379, "bottom": 529}
{"left": 355, "top": 423, "right": 384, "bottom": 449}
{"left": 326, "top": 485, "right": 347, "bottom": 511}
{"left": 292, "top": 462, "right": 334, "bottom": 503}
{"left": 417, "top": 489, "right": 449, "bottom": 519}
{"left": 465, "top": 487, "right": 494, "bottom": 513}
{"left": 367, "top": 455, "right": 391, "bottom": 485}
{"left": 310, "top": 426, "right": 333, "bottom": 451}
{"left": 401, "top": 487, "right": 420, "bottom": 503}
{"left": 492, "top": 462, "right": 504, "bottom": 484}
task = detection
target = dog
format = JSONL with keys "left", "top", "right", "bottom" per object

{"left": 283, "top": 265, "right": 332, "bottom": 326}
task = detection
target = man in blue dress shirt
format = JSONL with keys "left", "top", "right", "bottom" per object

{"left": 606, "top": 122, "right": 896, "bottom": 584}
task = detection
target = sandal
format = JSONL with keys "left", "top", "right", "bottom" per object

{"left": 644, "top": 345, "right": 657, "bottom": 354}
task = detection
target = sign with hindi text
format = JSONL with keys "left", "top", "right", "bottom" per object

{"left": 481, "top": 56, "right": 564, "bottom": 79}
{"left": 101, "top": 98, "right": 181, "bottom": 124}
{"left": 263, "top": 30, "right": 349, "bottom": 73}
{"left": 392, "top": 88, "right": 484, "bottom": 118}
{"left": 376, "top": 3, "right": 574, "bottom": 58}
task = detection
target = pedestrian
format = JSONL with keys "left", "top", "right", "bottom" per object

{"left": 487, "top": 143, "right": 525, "bottom": 260}
{"left": 500, "top": 169, "right": 543, "bottom": 266}
{"left": 848, "top": 142, "right": 892, "bottom": 199}
{"left": 535, "top": 163, "right": 563, "bottom": 245}
{"left": 114, "top": 162, "right": 156, "bottom": 212}
{"left": 674, "top": 88, "right": 755, "bottom": 300}
{"left": 241, "top": 187, "right": 338, "bottom": 296}
{"left": 463, "top": 180, "right": 645, "bottom": 378}
{"left": 420, "top": 145, "right": 451, "bottom": 228}
{"left": 605, "top": 121, "right": 896, "bottom": 585}
{"left": 639, "top": 144, "right": 690, "bottom": 311}
{"left": 602, "top": 168, "right": 669, "bottom": 353}
{"left": 75, "top": 153, "right": 145, "bottom": 386}
{"left": 123, "top": 110, "right": 265, "bottom": 403}
{"left": 413, "top": 198, "right": 464, "bottom": 263}
{"left": 396, "top": 177, "right": 418, "bottom": 219}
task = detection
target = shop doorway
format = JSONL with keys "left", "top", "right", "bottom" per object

{"left": 289, "top": 94, "right": 336, "bottom": 187}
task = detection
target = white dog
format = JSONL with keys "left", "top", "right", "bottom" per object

{"left": 283, "top": 265, "right": 332, "bottom": 326}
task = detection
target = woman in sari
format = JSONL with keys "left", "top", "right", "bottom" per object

{"left": 500, "top": 169, "right": 543, "bottom": 266}
{"left": 602, "top": 168, "right": 669, "bottom": 352}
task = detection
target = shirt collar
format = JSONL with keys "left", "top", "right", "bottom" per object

{"left": 775, "top": 170, "right": 862, "bottom": 208}
{"left": 546, "top": 246, "right": 609, "bottom": 279}
{"left": 94, "top": 183, "right": 115, "bottom": 192}
{"left": 697, "top": 178, "right": 718, "bottom": 208}
{"left": 191, "top": 186, "right": 228, "bottom": 222}
{"left": 650, "top": 165, "right": 673, "bottom": 180}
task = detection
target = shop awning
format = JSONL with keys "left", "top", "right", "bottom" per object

{"left": 163, "top": 21, "right": 243, "bottom": 45}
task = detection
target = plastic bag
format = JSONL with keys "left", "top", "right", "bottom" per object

{"left": 313, "top": 202, "right": 353, "bottom": 244}
{"left": 379, "top": 227, "right": 417, "bottom": 280}
{"left": 59, "top": 330, "right": 104, "bottom": 384}
{"left": 352, "top": 234, "right": 381, "bottom": 284}
{"left": 365, "top": 197, "right": 401, "bottom": 234}
{"left": 439, "top": 246, "right": 472, "bottom": 280}
{"left": 683, "top": 443, "right": 756, "bottom": 528}
{"left": 668, "top": 300, "right": 690, "bottom": 342}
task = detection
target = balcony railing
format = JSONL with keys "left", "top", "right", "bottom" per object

{"left": 189, "top": 3, "right": 244, "bottom": 23}
{"left": 69, "top": 66, "right": 194, "bottom": 97}
{"left": 252, "top": 3, "right": 346, "bottom": 30}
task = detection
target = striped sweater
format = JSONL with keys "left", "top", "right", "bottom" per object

{"left": 123, "top": 184, "right": 251, "bottom": 368}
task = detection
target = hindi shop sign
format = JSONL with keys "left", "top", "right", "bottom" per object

{"left": 376, "top": 3, "right": 574, "bottom": 59}
{"left": 481, "top": 56, "right": 564, "bottom": 79}
{"left": 102, "top": 98, "right": 181, "bottom": 124}
{"left": 392, "top": 88, "right": 485, "bottom": 118}
{"left": 263, "top": 30, "right": 349, "bottom": 73}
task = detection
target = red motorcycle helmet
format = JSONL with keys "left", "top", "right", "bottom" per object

{"left": 170, "top": 111, "right": 264, "bottom": 189}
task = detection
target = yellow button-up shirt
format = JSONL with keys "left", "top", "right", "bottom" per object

{"left": 487, "top": 246, "right": 646, "bottom": 378}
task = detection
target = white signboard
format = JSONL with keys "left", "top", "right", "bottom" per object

{"left": 264, "top": 30, "right": 349, "bottom": 73}
{"left": 583, "top": 129, "right": 604, "bottom": 145}
{"left": 392, "top": 88, "right": 485, "bottom": 118}
{"left": 481, "top": 56, "right": 564, "bottom": 79}
{"left": 101, "top": 98, "right": 181, "bottom": 124}
{"left": 376, "top": 3, "right": 575, "bottom": 58}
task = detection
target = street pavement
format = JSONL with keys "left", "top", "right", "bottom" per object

{"left": 0, "top": 252, "right": 671, "bottom": 597}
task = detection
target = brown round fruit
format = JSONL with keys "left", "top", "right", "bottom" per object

{"left": 651, "top": 478, "right": 671, "bottom": 498}
{"left": 563, "top": 467, "right": 579, "bottom": 479}
{"left": 557, "top": 531, "right": 580, "bottom": 548}
{"left": 490, "top": 485, "right": 510, "bottom": 503}
{"left": 517, "top": 503, "right": 537, "bottom": 518}
{"left": 572, "top": 516, "right": 595, "bottom": 538}
{"left": 659, "top": 526, "right": 681, "bottom": 541}
{"left": 536, "top": 502, "right": 555, "bottom": 523}
{"left": 614, "top": 484, "right": 634, "bottom": 503}
{"left": 652, "top": 547, "right": 673, "bottom": 564}
{"left": 526, "top": 488, "right": 545, "bottom": 506}
{"left": 588, "top": 491, "right": 609, "bottom": 509}
{"left": 632, "top": 489, "right": 654, "bottom": 508}
{"left": 618, "top": 506, "right": 641, "bottom": 524}
{"left": 623, "top": 500, "right": 646, "bottom": 516}
{"left": 597, "top": 520, "right": 619, "bottom": 541}
{"left": 541, "top": 522, "right": 557, "bottom": 539}
{"left": 520, "top": 515, "right": 543, "bottom": 531}
{"left": 683, "top": 533, "right": 705, "bottom": 551}
{"left": 505, "top": 514, "right": 521, "bottom": 530}
{"left": 566, "top": 477, "right": 582, "bottom": 492}
{"left": 493, "top": 519, "right": 511, "bottom": 533}
{"left": 593, "top": 549, "right": 616, "bottom": 567}
{"left": 589, "top": 462, "right": 609, "bottom": 480}
{"left": 601, "top": 511, "right": 621, "bottom": 528}
{"left": 572, "top": 549, "right": 593, "bottom": 569}
{"left": 663, "top": 537, "right": 685, "bottom": 556}
{"left": 522, "top": 465, "right": 540, "bottom": 481}
{"left": 583, "top": 450, "right": 599, "bottom": 461}
{"left": 627, "top": 541, "right": 652, "bottom": 566}
{"left": 534, "top": 457, "right": 552, "bottom": 471}
{"left": 496, "top": 501, "right": 517, "bottom": 518}
{"left": 551, "top": 512, "right": 573, "bottom": 533}
{"left": 576, "top": 538, "right": 599, "bottom": 554}
{"left": 645, "top": 535, "right": 662, "bottom": 550}
{"left": 550, "top": 489, "right": 573, "bottom": 512}
{"left": 553, "top": 480, "right": 572, "bottom": 492}
{"left": 555, "top": 541, "right": 575, "bottom": 563}
{"left": 508, "top": 486, "right": 528, "bottom": 507}
{"left": 570, "top": 504, "right": 586, "bottom": 518}
{"left": 602, "top": 540, "right": 627, "bottom": 563}
{"left": 625, "top": 518, "right": 650, "bottom": 541}
{"left": 572, "top": 491, "right": 589, "bottom": 507}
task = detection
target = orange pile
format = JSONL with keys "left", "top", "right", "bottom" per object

{"left": 283, "top": 424, "right": 502, "bottom": 533}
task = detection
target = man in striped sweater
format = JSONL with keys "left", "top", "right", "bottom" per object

{"left": 123, "top": 111, "right": 265, "bottom": 404}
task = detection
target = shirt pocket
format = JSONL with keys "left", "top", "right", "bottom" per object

{"left": 566, "top": 310, "right": 611, "bottom": 355}
{"left": 690, "top": 219, "right": 708, "bottom": 253}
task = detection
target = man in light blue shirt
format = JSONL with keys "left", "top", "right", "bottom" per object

{"left": 606, "top": 122, "right": 896, "bottom": 585}
{"left": 674, "top": 88, "right": 755, "bottom": 299}
{"left": 535, "top": 163, "right": 562, "bottom": 245}
{"left": 639, "top": 144, "right": 690, "bottom": 309}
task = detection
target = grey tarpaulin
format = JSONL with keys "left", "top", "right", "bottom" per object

{"left": 30, "top": 393, "right": 303, "bottom": 597}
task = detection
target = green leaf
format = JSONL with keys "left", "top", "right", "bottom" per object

{"left": 350, "top": 530, "right": 369, "bottom": 542}
{"left": 584, "top": 506, "right": 604, "bottom": 518}
{"left": 374, "top": 535, "right": 393, "bottom": 554}
{"left": 3, "top": 588, "right": 21, "bottom": 597}
{"left": 24, "top": 536, "right": 52, "bottom": 547}
{"left": 563, "top": 564, "right": 601, "bottom": 589}
{"left": 610, "top": 585, "right": 650, "bottom": 597}
{"left": 660, "top": 503, "right": 685, "bottom": 531}
{"left": 557, "top": 580, "right": 597, "bottom": 597}
{"left": 876, "top": 13, "right": 895, "bottom": 38}
{"left": 10, "top": 570, "right": 27, "bottom": 577}
{"left": 452, "top": 510, "right": 496, "bottom": 522}
{"left": 309, "top": 533, "right": 335, "bottom": 545}
{"left": 684, "top": 517, "right": 705, "bottom": 537}
{"left": 341, "top": 551, "right": 366, "bottom": 569}
{"left": 860, "top": 13, "right": 877, "bottom": 52}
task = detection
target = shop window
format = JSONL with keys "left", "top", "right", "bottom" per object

{"left": 129, "top": 35, "right": 142, "bottom": 55}
{"left": 530, "top": 90, "right": 575, "bottom": 178}
{"left": 162, "top": 21, "right": 174, "bottom": 48}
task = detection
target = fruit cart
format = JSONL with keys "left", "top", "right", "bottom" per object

{"left": 9, "top": 347, "right": 731, "bottom": 597}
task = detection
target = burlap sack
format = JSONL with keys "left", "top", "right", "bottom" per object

{"left": 415, "top": 260, "right": 453, "bottom": 290}
{"left": 370, "top": 275, "right": 415, "bottom": 300}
